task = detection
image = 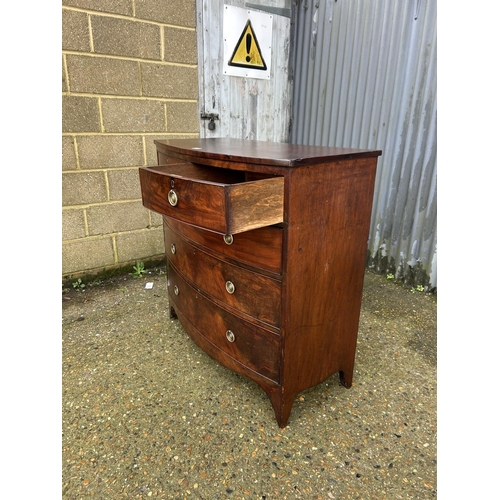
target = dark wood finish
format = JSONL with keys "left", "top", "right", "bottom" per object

{"left": 164, "top": 216, "right": 283, "bottom": 275}
{"left": 168, "top": 265, "right": 280, "bottom": 382}
{"left": 278, "top": 158, "right": 378, "bottom": 422}
{"left": 139, "top": 163, "right": 284, "bottom": 234}
{"left": 156, "top": 137, "right": 381, "bottom": 167}
{"left": 164, "top": 225, "right": 281, "bottom": 328}
{"left": 139, "top": 138, "right": 382, "bottom": 428}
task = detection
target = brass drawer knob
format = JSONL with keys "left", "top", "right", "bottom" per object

{"left": 170, "top": 243, "right": 176, "bottom": 254}
{"left": 223, "top": 234, "right": 234, "bottom": 245}
{"left": 225, "top": 281, "right": 235, "bottom": 294}
{"left": 226, "top": 330, "right": 235, "bottom": 342}
{"left": 168, "top": 189, "right": 178, "bottom": 206}
{"left": 173, "top": 285, "right": 179, "bottom": 296}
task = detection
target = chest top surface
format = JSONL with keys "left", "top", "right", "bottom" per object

{"left": 155, "top": 138, "right": 382, "bottom": 167}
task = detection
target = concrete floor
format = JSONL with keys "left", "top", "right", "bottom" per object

{"left": 62, "top": 268, "right": 437, "bottom": 499}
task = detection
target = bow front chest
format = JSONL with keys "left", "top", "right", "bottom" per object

{"left": 139, "top": 138, "right": 381, "bottom": 428}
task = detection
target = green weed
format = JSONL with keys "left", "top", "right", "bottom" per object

{"left": 72, "top": 278, "right": 85, "bottom": 291}
{"left": 130, "top": 262, "right": 147, "bottom": 278}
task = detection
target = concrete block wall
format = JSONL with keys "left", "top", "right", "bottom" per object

{"left": 62, "top": 0, "right": 199, "bottom": 278}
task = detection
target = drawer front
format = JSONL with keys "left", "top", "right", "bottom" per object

{"left": 165, "top": 227, "right": 281, "bottom": 328}
{"left": 168, "top": 266, "right": 280, "bottom": 383}
{"left": 164, "top": 216, "right": 283, "bottom": 275}
{"left": 139, "top": 163, "right": 284, "bottom": 234}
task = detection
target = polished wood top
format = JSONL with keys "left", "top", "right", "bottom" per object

{"left": 155, "top": 138, "right": 382, "bottom": 167}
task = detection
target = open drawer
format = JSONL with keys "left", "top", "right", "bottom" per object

{"left": 139, "top": 163, "right": 284, "bottom": 234}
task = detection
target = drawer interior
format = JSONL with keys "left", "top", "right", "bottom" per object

{"left": 146, "top": 163, "right": 278, "bottom": 185}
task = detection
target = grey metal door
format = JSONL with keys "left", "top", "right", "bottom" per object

{"left": 196, "top": 0, "right": 292, "bottom": 141}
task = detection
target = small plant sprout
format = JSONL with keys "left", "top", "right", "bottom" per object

{"left": 72, "top": 278, "right": 85, "bottom": 291}
{"left": 386, "top": 273, "right": 394, "bottom": 280}
{"left": 130, "top": 262, "right": 147, "bottom": 278}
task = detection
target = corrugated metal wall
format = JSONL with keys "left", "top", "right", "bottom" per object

{"left": 290, "top": 0, "right": 437, "bottom": 290}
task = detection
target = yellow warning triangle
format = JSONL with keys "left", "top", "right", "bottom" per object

{"left": 228, "top": 20, "right": 267, "bottom": 70}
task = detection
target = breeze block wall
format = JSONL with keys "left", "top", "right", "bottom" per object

{"left": 62, "top": 0, "right": 199, "bottom": 278}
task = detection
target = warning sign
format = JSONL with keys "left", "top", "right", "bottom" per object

{"left": 228, "top": 20, "right": 267, "bottom": 71}
{"left": 223, "top": 5, "right": 272, "bottom": 80}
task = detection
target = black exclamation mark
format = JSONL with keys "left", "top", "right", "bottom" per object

{"left": 246, "top": 33, "right": 252, "bottom": 62}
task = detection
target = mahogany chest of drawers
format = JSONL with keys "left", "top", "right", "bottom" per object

{"left": 139, "top": 138, "right": 381, "bottom": 428}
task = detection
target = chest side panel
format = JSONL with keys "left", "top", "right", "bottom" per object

{"left": 281, "top": 157, "right": 378, "bottom": 392}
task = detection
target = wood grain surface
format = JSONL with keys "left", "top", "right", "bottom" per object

{"left": 164, "top": 216, "right": 283, "bottom": 275}
{"left": 141, "top": 138, "right": 382, "bottom": 428}
{"left": 168, "top": 265, "right": 281, "bottom": 382}
{"left": 164, "top": 226, "right": 282, "bottom": 328}
{"left": 139, "top": 163, "right": 284, "bottom": 234}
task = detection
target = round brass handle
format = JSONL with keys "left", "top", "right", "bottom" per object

{"left": 226, "top": 330, "right": 235, "bottom": 342}
{"left": 173, "top": 285, "right": 179, "bottom": 296}
{"left": 223, "top": 234, "right": 234, "bottom": 245}
{"left": 225, "top": 281, "right": 235, "bottom": 294}
{"left": 168, "top": 189, "right": 178, "bottom": 206}
{"left": 170, "top": 243, "right": 176, "bottom": 254}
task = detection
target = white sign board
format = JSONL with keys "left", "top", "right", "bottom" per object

{"left": 223, "top": 5, "right": 273, "bottom": 80}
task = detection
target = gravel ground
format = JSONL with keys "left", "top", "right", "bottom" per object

{"left": 62, "top": 267, "right": 437, "bottom": 499}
